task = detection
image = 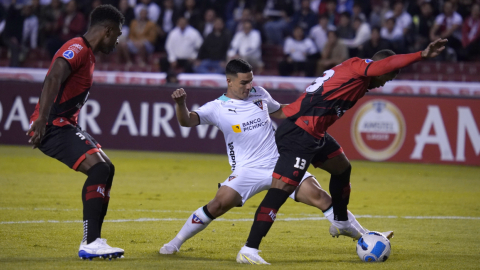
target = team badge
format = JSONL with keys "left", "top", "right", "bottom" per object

{"left": 365, "top": 59, "right": 373, "bottom": 63}
{"left": 250, "top": 87, "right": 256, "bottom": 93}
{"left": 253, "top": 99, "right": 263, "bottom": 110}
{"left": 232, "top": 124, "right": 242, "bottom": 133}
{"left": 228, "top": 175, "right": 236, "bottom": 181}
{"left": 192, "top": 214, "right": 204, "bottom": 224}
{"left": 63, "top": 50, "right": 75, "bottom": 59}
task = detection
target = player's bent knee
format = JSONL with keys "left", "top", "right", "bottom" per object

{"left": 87, "top": 162, "right": 110, "bottom": 179}
{"left": 207, "top": 199, "right": 231, "bottom": 218}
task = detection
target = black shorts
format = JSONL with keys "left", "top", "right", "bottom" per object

{"left": 273, "top": 120, "right": 344, "bottom": 186}
{"left": 38, "top": 125, "right": 101, "bottom": 171}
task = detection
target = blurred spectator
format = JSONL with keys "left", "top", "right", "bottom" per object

{"left": 198, "top": 9, "right": 216, "bottom": 37}
{"left": 337, "top": 12, "right": 355, "bottom": 39}
{"left": 384, "top": 1, "right": 412, "bottom": 36}
{"left": 430, "top": 1, "right": 463, "bottom": 60}
{"left": 31, "top": 0, "right": 41, "bottom": 17}
{"left": 180, "top": 0, "right": 203, "bottom": 30}
{"left": 337, "top": 0, "right": 354, "bottom": 14}
{"left": 319, "top": 0, "right": 339, "bottom": 26}
{"left": 46, "top": 0, "right": 86, "bottom": 58}
{"left": 0, "top": 5, "right": 5, "bottom": 39}
{"left": 233, "top": 8, "right": 257, "bottom": 33}
{"left": 194, "top": 18, "right": 230, "bottom": 74}
{"left": 278, "top": 26, "right": 318, "bottom": 76}
{"left": 200, "top": 0, "right": 228, "bottom": 21}
{"left": 163, "top": 17, "right": 203, "bottom": 73}
{"left": 118, "top": 7, "right": 157, "bottom": 66}
{"left": 341, "top": 16, "right": 371, "bottom": 50}
{"left": 316, "top": 27, "right": 348, "bottom": 76}
{"left": 228, "top": 20, "right": 263, "bottom": 71}
{"left": 225, "top": 0, "right": 252, "bottom": 33}
{"left": 369, "top": 1, "right": 390, "bottom": 28}
{"left": 134, "top": 0, "right": 160, "bottom": 22}
{"left": 462, "top": 3, "right": 480, "bottom": 58}
{"left": 358, "top": 26, "right": 393, "bottom": 58}
{"left": 262, "top": 0, "right": 295, "bottom": 44}
{"left": 309, "top": 15, "right": 328, "bottom": 52}
{"left": 38, "top": 0, "right": 63, "bottom": 48}
{"left": 118, "top": 0, "right": 134, "bottom": 42}
{"left": 412, "top": 1, "right": 435, "bottom": 51}
{"left": 156, "top": 0, "right": 177, "bottom": 51}
{"left": 289, "top": 0, "right": 318, "bottom": 34}
{"left": 22, "top": 3, "right": 39, "bottom": 50}
{"left": 381, "top": 17, "right": 404, "bottom": 52}
{"left": 3, "top": 1, "right": 24, "bottom": 67}
{"left": 310, "top": 0, "right": 321, "bottom": 13}
{"left": 352, "top": 2, "right": 366, "bottom": 22}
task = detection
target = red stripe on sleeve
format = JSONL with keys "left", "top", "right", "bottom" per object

{"left": 366, "top": 51, "right": 422, "bottom": 77}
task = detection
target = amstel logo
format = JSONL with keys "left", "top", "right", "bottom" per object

{"left": 351, "top": 100, "right": 406, "bottom": 161}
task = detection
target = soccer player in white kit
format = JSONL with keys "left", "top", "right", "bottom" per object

{"left": 160, "top": 59, "right": 390, "bottom": 259}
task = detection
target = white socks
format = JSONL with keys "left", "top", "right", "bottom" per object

{"left": 169, "top": 206, "right": 213, "bottom": 250}
{"left": 323, "top": 207, "right": 367, "bottom": 234}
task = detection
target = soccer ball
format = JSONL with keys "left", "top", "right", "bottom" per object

{"left": 356, "top": 231, "right": 391, "bottom": 262}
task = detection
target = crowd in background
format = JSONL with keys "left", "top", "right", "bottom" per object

{"left": 1, "top": 0, "right": 480, "bottom": 77}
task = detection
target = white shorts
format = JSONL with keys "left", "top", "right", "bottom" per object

{"left": 219, "top": 166, "right": 315, "bottom": 205}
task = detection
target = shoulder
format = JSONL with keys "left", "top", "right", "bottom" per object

{"left": 435, "top": 14, "right": 445, "bottom": 22}
{"left": 453, "top": 12, "right": 463, "bottom": 22}
{"left": 58, "top": 38, "right": 87, "bottom": 57}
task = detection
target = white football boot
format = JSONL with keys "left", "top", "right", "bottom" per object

{"left": 236, "top": 246, "right": 270, "bottom": 265}
{"left": 78, "top": 238, "right": 124, "bottom": 260}
{"left": 329, "top": 223, "right": 363, "bottom": 240}
{"left": 159, "top": 243, "right": 179, "bottom": 254}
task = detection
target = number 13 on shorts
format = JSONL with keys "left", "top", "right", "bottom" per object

{"left": 294, "top": 157, "right": 306, "bottom": 170}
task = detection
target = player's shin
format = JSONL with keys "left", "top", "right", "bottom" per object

{"left": 328, "top": 165, "right": 351, "bottom": 222}
{"left": 99, "top": 163, "right": 115, "bottom": 236}
{"left": 168, "top": 205, "right": 215, "bottom": 250}
{"left": 82, "top": 162, "right": 110, "bottom": 244}
{"left": 245, "top": 188, "right": 290, "bottom": 249}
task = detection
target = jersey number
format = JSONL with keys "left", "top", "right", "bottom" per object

{"left": 306, "top": 70, "right": 335, "bottom": 93}
{"left": 76, "top": 132, "right": 86, "bottom": 140}
{"left": 294, "top": 157, "right": 306, "bottom": 170}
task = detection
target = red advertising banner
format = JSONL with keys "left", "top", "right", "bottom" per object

{"left": 1, "top": 81, "right": 479, "bottom": 165}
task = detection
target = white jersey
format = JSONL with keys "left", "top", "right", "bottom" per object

{"left": 194, "top": 86, "right": 281, "bottom": 171}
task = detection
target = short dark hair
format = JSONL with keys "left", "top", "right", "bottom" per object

{"left": 226, "top": 59, "right": 252, "bottom": 76}
{"left": 372, "top": 49, "right": 396, "bottom": 60}
{"left": 90, "top": 5, "right": 125, "bottom": 28}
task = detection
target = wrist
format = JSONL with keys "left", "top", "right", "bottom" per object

{"left": 420, "top": 50, "right": 427, "bottom": 58}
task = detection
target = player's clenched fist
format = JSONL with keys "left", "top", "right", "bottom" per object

{"left": 26, "top": 118, "right": 47, "bottom": 149}
{"left": 171, "top": 88, "right": 187, "bottom": 104}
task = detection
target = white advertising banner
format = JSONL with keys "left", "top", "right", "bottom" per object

{"left": 1, "top": 67, "right": 479, "bottom": 96}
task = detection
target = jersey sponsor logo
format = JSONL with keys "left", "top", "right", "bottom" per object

{"left": 68, "top": 43, "right": 83, "bottom": 53}
{"left": 232, "top": 124, "right": 242, "bottom": 133}
{"left": 228, "top": 142, "right": 236, "bottom": 171}
{"left": 365, "top": 59, "right": 373, "bottom": 63}
{"left": 257, "top": 207, "right": 277, "bottom": 222}
{"left": 242, "top": 118, "right": 268, "bottom": 132}
{"left": 63, "top": 50, "right": 75, "bottom": 59}
{"left": 351, "top": 99, "right": 406, "bottom": 161}
{"left": 253, "top": 99, "right": 264, "bottom": 110}
{"left": 192, "top": 214, "right": 204, "bottom": 224}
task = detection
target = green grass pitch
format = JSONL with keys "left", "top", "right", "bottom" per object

{"left": 0, "top": 145, "right": 479, "bottom": 269}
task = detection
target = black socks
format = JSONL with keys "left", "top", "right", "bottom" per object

{"left": 329, "top": 165, "right": 352, "bottom": 221}
{"left": 99, "top": 163, "right": 115, "bottom": 236}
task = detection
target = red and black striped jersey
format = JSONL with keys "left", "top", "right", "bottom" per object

{"left": 30, "top": 37, "right": 95, "bottom": 127}
{"left": 282, "top": 52, "right": 423, "bottom": 139}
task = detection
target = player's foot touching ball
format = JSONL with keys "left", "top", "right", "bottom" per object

{"left": 159, "top": 243, "right": 179, "bottom": 255}
{"left": 78, "top": 238, "right": 124, "bottom": 260}
{"left": 329, "top": 224, "right": 394, "bottom": 240}
{"left": 236, "top": 246, "right": 270, "bottom": 265}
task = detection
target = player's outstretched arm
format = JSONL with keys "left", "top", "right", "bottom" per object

{"left": 270, "top": 104, "right": 288, "bottom": 119}
{"left": 26, "top": 58, "right": 71, "bottom": 148}
{"left": 366, "top": 39, "right": 448, "bottom": 77}
{"left": 171, "top": 88, "right": 200, "bottom": 127}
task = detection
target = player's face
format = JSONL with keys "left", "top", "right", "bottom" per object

{"left": 227, "top": 72, "right": 253, "bottom": 100}
{"left": 101, "top": 23, "right": 123, "bottom": 54}
{"left": 368, "top": 70, "right": 398, "bottom": 90}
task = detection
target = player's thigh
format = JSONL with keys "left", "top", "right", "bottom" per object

{"left": 218, "top": 167, "right": 271, "bottom": 206}
{"left": 311, "top": 133, "right": 350, "bottom": 175}
{"left": 293, "top": 174, "right": 332, "bottom": 210}
{"left": 38, "top": 125, "right": 103, "bottom": 173}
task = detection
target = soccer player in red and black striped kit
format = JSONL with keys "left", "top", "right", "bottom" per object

{"left": 237, "top": 38, "right": 448, "bottom": 264}
{"left": 27, "top": 5, "right": 125, "bottom": 260}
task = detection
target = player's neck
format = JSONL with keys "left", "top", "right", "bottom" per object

{"left": 83, "top": 30, "right": 102, "bottom": 53}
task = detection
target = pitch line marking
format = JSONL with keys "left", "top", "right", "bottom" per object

{"left": 1, "top": 216, "right": 480, "bottom": 225}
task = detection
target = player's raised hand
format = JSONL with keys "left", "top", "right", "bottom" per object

{"left": 26, "top": 118, "right": 47, "bottom": 149}
{"left": 171, "top": 88, "right": 187, "bottom": 104}
{"left": 421, "top": 38, "right": 448, "bottom": 58}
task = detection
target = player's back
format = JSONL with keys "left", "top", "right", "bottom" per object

{"left": 194, "top": 87, "right": 281, "bottom": 171}
{"left": 282, "top": 57, "right": 373, "bottom": 139}
{"left": 30, "top": 37, "right": 95, "bottom": 127}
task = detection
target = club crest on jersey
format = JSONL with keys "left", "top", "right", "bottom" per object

{"left": 192, "top": 214, "right": 204, "bottom": 224}
{"left": 228, "top": 175, "right": 237, "bottom": 181}
{"left": 365, "top": 59, "right": 373, "bottom": 63}
{"left": 253, "top": 99, "right": 264, "bottom": 110}
{"left": 63, "top": 50, "right": 75, "bottom": 59}
{"left": 250, "top": 87, "right": 257, "bottom": 93}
